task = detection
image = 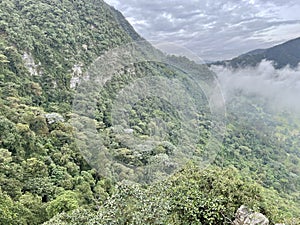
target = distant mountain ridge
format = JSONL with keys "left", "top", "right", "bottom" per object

{"left": 211, "top": 37, "right": 300, "bottom": 69}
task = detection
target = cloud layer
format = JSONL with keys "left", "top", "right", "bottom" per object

{"left": 105, "top": 0, "right": 300, "bottom": 61}
{"left": 212, "top": 60, "right": 300, "bottom": 112}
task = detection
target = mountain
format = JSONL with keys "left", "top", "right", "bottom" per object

{"left": 0, "top": 0, "right": 299, "bottom": 224}
{"left": 212, "top": 37, "right": 300, "bottom": 69}
{"left": 109, "top": 6, "right": 145, "bottom": 41}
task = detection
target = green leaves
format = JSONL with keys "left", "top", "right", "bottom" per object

{"left": 0, "top": 188, "right": 33, "bottom": 225}
{"left": 43, "top": 165, "right": 299, "bottom": 224}
{"left": 0, "top": 0, "right": 299, "bottom": 224}
{"left": 46, "top": 190, "right": 79, "bottom": 218}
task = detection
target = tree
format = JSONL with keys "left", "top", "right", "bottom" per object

{"left": 46, "top": 190, "right": 79, "bottom": 218}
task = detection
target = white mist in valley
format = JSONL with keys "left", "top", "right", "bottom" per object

{"left": 211, "top": 60, "right": 300, "bottom": 112}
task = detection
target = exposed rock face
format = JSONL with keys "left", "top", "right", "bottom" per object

{"left": 72, "top": 64, "right": 83, "bottom": 76}
{"left": 70, "top": 64, "right": 83, "bottom": 88}
{"left": 23, "top": 52, "right": 41, "bottom": 76}
{"left": 70, "top": 76, "right": 80, "bottom": 89}
{"left": 233, "top": 205, "right": 269, "bottom": 225}
{"left": 45, "top": 113, "right": 64, "bottom": 125}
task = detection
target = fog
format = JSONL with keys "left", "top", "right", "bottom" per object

{"left": 211, "top": 60, "right": 300, "bottom": 112}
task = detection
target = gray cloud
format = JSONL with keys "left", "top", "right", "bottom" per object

{"left": 212, "top": 61, "right": 300, "bottom": 112}
{"left": 105, "top": 0, "right": 300, "bottom": 61}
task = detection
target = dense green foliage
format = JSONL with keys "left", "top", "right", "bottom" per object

{"left": 0, "top": 0, "right": 132, "bottom": 111}
{"left": 0, "top": 0, "right": 132, "bottom": 224}
{"left": 215, "top": 96, "right": 300, "bottom": 201}
{"left": 0, "top": 0, "right": 299, "bottom": 224}
{"left": 43, "top": 166, "right": 300, "bottom": 225}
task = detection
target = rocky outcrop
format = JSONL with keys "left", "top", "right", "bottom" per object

{"left": 70, "top": 64, "right": 83, "bottom": 88}
{"left": 23, "top": 52, "right": 41, "bottom": 76}
{"left": 233, "top": 205, "right": 269, "bottom": 225}
{"left": 45, "top": 113, "right": 64, "bottom": 125}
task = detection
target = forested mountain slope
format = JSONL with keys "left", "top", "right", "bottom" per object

{"left": 0, "top": 0, "right": 137, "bottom": 223}
{"left": 0, "top": 0, "right": 299, "bottom": 224}
{"left": 211, "top": 37, "right": 300, "bottom": 69}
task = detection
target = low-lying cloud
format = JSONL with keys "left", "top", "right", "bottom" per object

{"left": 211, "top": 60, "right": 300, "bottom": 112}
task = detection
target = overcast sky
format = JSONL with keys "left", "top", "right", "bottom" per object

{"left": 105, "top": 0, "right": 300, "bottom": 61}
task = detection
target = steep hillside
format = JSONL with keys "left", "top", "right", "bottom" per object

{"left": 0, "top": 0, "right": 299, "bottom": 224}
{"left": 0, "top": 0, "right": 141, "bottom": 224}
{"left": 0, "top": 0, "right": 143, "bottom": 110}
{"left": 212, "top": 37, "right": 300, "bottom": 69}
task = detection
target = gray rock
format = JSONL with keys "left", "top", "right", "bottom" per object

{"left": 233, "top": 205, "right": 269, "bottom": 225}
{"left": 23, "top": 52, "right": 42, "bottom": 76}
{"left": 124, "top": 128, "right": 134, "bottom": 134}
{"left": 45, "top": 113, "right": 64, "bottom": 124}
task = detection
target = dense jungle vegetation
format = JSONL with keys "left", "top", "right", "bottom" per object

{"left": 0, "top": 0, "right": 299, "bottom": 224}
